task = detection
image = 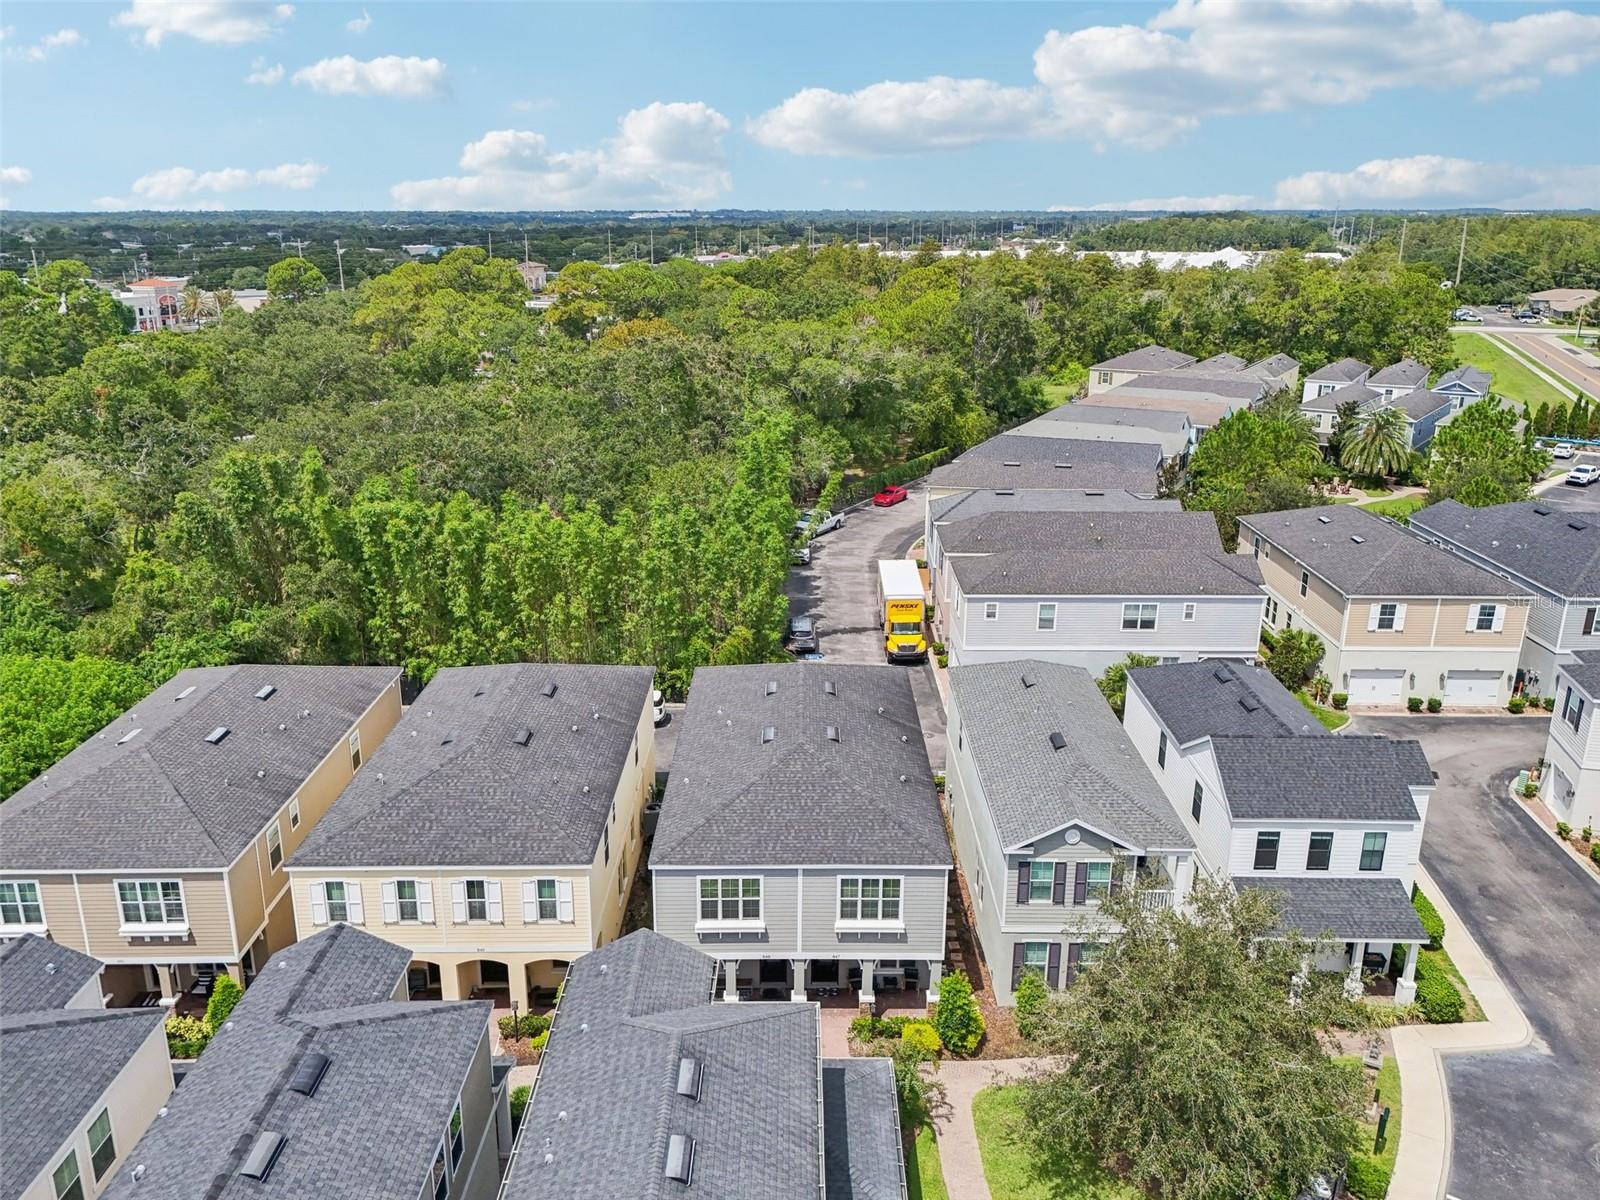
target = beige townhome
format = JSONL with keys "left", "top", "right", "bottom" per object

{"left": 0, "top": 665, "right": 402, "bottom": 1007}
{"left": 285, "top": 663, "right": 657, "bottom": 1012}
{"left": 1238, "top": 506, "right": 1531, "bottom": 707}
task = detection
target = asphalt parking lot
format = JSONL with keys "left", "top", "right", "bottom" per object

{"left": 1351, "top": 715, "right": 1600, "bottom": 1200}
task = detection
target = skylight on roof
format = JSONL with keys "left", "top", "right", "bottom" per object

{"left": 761, "top": 726, "right": 776, "bottom": 744}
{"left": 1048, "top": 731, "right": 1067, "bottom": 751}
{"left": 205, "top": 726, "right": 230, "bottom": 745}
{"left": 1316, "top": 515, "right": 1332, "bottom": 524}
{"left": 825, "top": 725, "right": 840, "bottom": 742}
{"left": 512, "top": 728, "right": 532, "bottom": 747}
{"left": 176, "top": 685, "right": 196, "bottom": 700}
{"left": 765, "top": 680, "right": 777, "bottom": 696}
{"left": 238, "top": 1131, "right": 286, "bottom": 1181}
{"left": 1571, "top": 521, "right": 1589, "bottom": 531}
{"left": 823, "top": 681, "right": 836, "bottom": 696}
{"left": 1001, "top": 460, "right": 1022, "bottom": 467}
{"left": 254, "top": 685, "right": 277, "bottom": 701}
{"left": 665, "top": 1135, "right": 695, "bottom": 1184}
{"left": 1020, "top": 673, "right": 1037, "bottom": 688}
{"left": 1350, "top": 535, "right": 1365, "bottom": 544}
{"left": 117, "top": 728, "right": 142, "bottom": 745}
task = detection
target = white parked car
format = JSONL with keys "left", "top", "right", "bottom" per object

{"left": 1566, "top": 464, "right": 1600, "bottom": 487}
{"left": 1553, "top": 443, "right": 1576, "bottom": 459}
{"left": 794, "top": 508, "right": 845, "bottom": 539}
{"left": 1453, "top": 307, "right": 1482, "bottom": 322}
{"left": 652, "top": 689, "right": 666, "bottom": 725}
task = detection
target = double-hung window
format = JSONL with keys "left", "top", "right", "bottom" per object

{"left": 1473, "top": 604, "right": 1498, "bottom": 632}
{"left": 1183, "top": 602, "right": 1197, "bottom": 622}
{"left": 1021, "top": 942, "right": 1048, "bottom": 977}
{"left": 267, "top": 822, "right": 283, "bottom": 870}
{"left": 699, "top": 877, "right": 761, "bottom": 925}
{"left": 430, "top": 1140, "right": 449, "bottom": 1200}
{"left": 288, "top": 798, "right": 301, "bottom": 830}
{"left": 1121, "top": 603, "right": 1157, "bottom": 631}
{"left": 1027, "top": 861, "right": 1054, "bottom": 903}
{"left": 983, "top": 601, "right": 999, "bottom": 621}
{"left": 534, "top": 879, "right": 559, "bottom": 922}
{"left": 348, "top": 729, "right": 363, "bottom": 772}
{"left": 116, "top": 880, "right": 185, "bottom": 931}
{"left": 1359, "top": 832, "right": 1388, "bottom": 872}
{"left": 89, "top": 1109, "right": 116, "bottom": 1180}
{"left": 1306, "top": 832, "right": 1334, "bottom": 871}
{"left": 1084, "top": 862, "right": 1112, "bottom": 902}
{"left": 1191, "top": 782, "right": 1204, "bottom": 822}
{"left": 1036, "top": 603, "right": 1057, "bottom": 632}
{"left": 839, "top": 877, "right": 901, "bottom": 923}
{"left": 1253, "top": 832, "right": 1280, "bottom": 871}
{"left": 449, "top": 1100, "right": 464, "bottom": 1168}
{"left": 396, "top": 879, "right": 421, "bottom": 922}
{"left": 1157, "top": 731, "right": 1167, "bottom": 768}
{"left": 53, "top": 1151, "right": 83, "bottom": 1200}
{"left": 464, "top": 880, "right": 489, "bottom": 922}
{"left": 324, "top": 881, "right": 350, "bottom": 923}
{"left": 1564, "top": 686, "right": 1584, "bottom": 732}
{"left": 0, "top": 880, "right": 44, "bottom": 930}
{"left": 1375, "top": 603, "right": 1399, "bottom": 631}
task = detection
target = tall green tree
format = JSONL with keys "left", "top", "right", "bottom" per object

{"left": 266, "top": 257, "right": 328, "bottom": 303}
{"left": 1426, "top": 401, "right": 1549, "bottom": 505}
{"left": 1340, "top": 406, "right": 1413, "bottom": 478}
{"left": 1185, "top": 408, "right": 1330, "bottom": 549}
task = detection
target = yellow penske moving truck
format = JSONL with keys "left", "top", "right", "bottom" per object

{"left": 877, "top": 559, "right": 928, "bottom": 664}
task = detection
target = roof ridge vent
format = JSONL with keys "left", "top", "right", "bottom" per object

{"left": 1533, "top": 506, "right": 1551, "bottom": 516}
{"left": 675, "top": 1057, "right": 703, "bottom": 1101}
{"left": 1239, "top": 696, "right": 1262, "bottom": 713}
{"left": 205, "top": 726, "right": 230, "bottom": 745}
{"left": 117, "top": 728, "right": 143, "bottom": 746}
{"left": 1002, "top": 460, "right": 1022, "bottom": 467}
{"left": 239, "top": 1131, "right": 286, "bottom": 1181}
{"left": 288, "top": 1050, "right": 331, "bottom": 1097}
{"left": 664, "top": 1133, "right": 696, "bottom": 1184}
{"left": 1048, "top": 731, "right": 1068, "bottom": 751}
{"left": 254, "top": 684, "right": 277, "bottom": 701}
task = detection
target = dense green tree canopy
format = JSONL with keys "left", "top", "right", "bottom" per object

{"left": 1425, "top": 401, "right": 1548, "bottom": 506}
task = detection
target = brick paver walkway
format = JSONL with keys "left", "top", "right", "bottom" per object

{"left": 930, "top": 1057, "right": 1048, "bottom": 1200}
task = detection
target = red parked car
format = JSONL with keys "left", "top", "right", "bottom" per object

{"left": 872, "top": 484, "right": 909, "bottom": 507}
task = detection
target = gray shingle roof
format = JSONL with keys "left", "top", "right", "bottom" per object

{"left": 1559, "top": 650, "right": 1600, "bottom": 698}
{"left": 1435, "top": 366, "right": 1492, "bottom": 394}
{"left": 1034, "top": 404, "right": 1191, "bottom": 433}
{"left": 509, "top": 930, "right": 896, "bottom": 1200}
{"left": 1, "top": 1007, "right": 165, "bottom": 1198}
{"left": 1092, "top": 345, "right": 1197, "bottom": 372}
{"left": 926, "top": 435, "right": 1162, "bottom": 495}
{"left": 1210, "top": 736, "right": 1430, "bottom": 821}
{"left": 1300, "top": 382, "right": 1380, "bottom": 413}
{"left": 943, "top": 511, "right": 1265, "bottom": 597}
{"left": 1389, "top": 388, "right": 1453, "bottom": 421}
{"left": 0, "top": 934, "right": 103, "bottom": 1014}
{"left": 947, "top": 661, "right": 1191, "bottom": 851}
{"left": 929, "top": 489, "right": 1178, "bottom": 524}
{"left": 822, "top": 1058, "right": 906, "bottom": 1200}
{"left": 1015, "top": 405, "right": 1193, "bottom": 458}
{"left": 1074, "top": 388, "right": 1243, "bottom": 429}
{"left": 1238, "top": 505, "right": 1530, "bottom": 599}
{"left": 651, "top": 665, "right": 949, "bottom": 868}
{"left": 1249, "top": 353, "right": 1301, "bottom": 378}
{"left": 1237, "top": 875, "right": 1429, "bottom": 943}
{"left": 1306, "top": 358, "right": 1371, "bottom": 384}
{"left": 1127, "top": 659, "right": 1328, "bottom": 744}
{"left": 1411, "top": 499, "right": 1600, "bottom": 598}
{"left": 104, "top": 925, "right": 487, "bottom": 1200}
{"left": 1195, "top": 352, "right": 1247, "bottom": 370}
{"left": 228, "top": 922, "right": 411, "bottom": 1023}
{"left": 1113, "top": 370, "right": 1269, "bottom": 401}
{"left": 291, "top": 664, "right": 653, "bottom": 868}
{"left": 1367, "top": 358, "right": 1430, "bottom": 389}
{"left": 0, "top": 666, "right": 401, "bottom": 870}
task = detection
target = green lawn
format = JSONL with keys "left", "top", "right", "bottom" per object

{"left": 1041, "top": 383, "right": 1074, "bottom": 409}
{"left": 1452, "top": 332, "right": 1574, "bottom": 409}
{"left": 973, "top": 1086, "right": 1142, "bottom": 1200}
{"left": 1336, "top": 1055, "right": 1402, "bottom": 1200}
{"left": 907, "top": 1125, "right": 949, "bottom": 1200}
{"left": 1296, "top": 690, "right": 1350, "bottom": 731}
{"left": 1362, "top": 496, "right": 1426, "bottom": 523}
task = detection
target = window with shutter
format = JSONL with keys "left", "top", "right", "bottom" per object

{"left": 1027, "top": 862, "right": 1053, "bottom": 903}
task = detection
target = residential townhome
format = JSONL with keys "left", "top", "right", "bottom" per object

{"left": 1087, "top": 344, "right": 1197, "bottom": 392}
{"left": 1386, "top": 387, "right": 1460, "bottom": 449}
{"left": 1013, "top": 403, "right": 1196, "bottom": 464}
{"left": 945, "top": 660, "right": 1196, "bottom": 1006}
{"left": 505, "top": 929, "right": 906, "bottom": 1200}
{"left": 935, "top": 509, "right": 1265, "bottom": 673}
{"left": 286, "top": 663, "right": 657, "bottom": 1013}
{"left": 1239, "top": 505, "right": 1531, "bottom": 706}
{"left": 0, "top": 665, "right": 402, "bottom": 1008}
{"left": 1432, "top": 365, "right": 1493, "bottom": 410}
{"left": 924, "top": 433, "right": 1163, "bottom": 503}
{"left": 650, "top": 663, "right": 951, "bottom": 1007}
{"left": 102, "top": 924, "right": 511, "bottom": 1200}
{"left": 1537, "top": 650, "right": 1600, "bottom": 833}
{"left": 1300, "top": 381, "right": 1379, "bottom": 445}
{"left": 1123, "top": 659, "right": 1433, "bottom": 1002}
{"left": 1409, "top": 498, "right": 1600, "bottom": 694}
{"left": 2, "top": 937, "right": 171, "bottom": 1200}
{"left": 1081, "top": 346, "right": 1299, "bottom": 433}
{"left": 1365, "top": 357, "right": 1430, "bottom": 401}
{"left": 1299, "top": 357, "right": 1371, "bottom": 404}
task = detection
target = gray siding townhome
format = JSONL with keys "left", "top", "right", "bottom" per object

{"left": 945, "top": 660, "right": 1196, "bottom": 1006}
{"left": 650, "top": 663, "right": 951, "bottom": 1008}
{"left": 1122, "top": 659, "right": 1433, "bottom": 1003}
{"left": 936, "top": 508, "right": 1266, "bottom": 674}
{"left": 1538, "top": 650, "right": 1600, "bottom": 834}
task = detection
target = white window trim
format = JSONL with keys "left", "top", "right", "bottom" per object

{"left": 1036, "top": 602, "right": 1057, "bottom": 632}
{"left": 835, "top": 875, "right": 906, "bottom": 930}
{"left": 288, "top": 798, "right": 302, "bottom": 830}
{"left": 383, "top": 878, "right": 435, "bottom": 925}
{"left": 694, "top": 875, "right": 764, "bottom": 931}
{"left": 266, "top": 822, "right": 283, "bottom": 871}
{"left": 114, "top": 878, "right": 189, "bottom": 935}
{"left": 1082, "top": 859, "right": 1114, "bottom": 904}
{"left": 1182, "top": 602, "right": 1197, "bottom": 622}
{"left": 983, "top": 601, "right": 999, "bottom": 621}
{"left": 451, "top": 878, "right": 502, "bottom": 924}
{"left": 1121, "top": 602, "right": 1158, "bottom": 631}
{"left": 0, "top": 879, "right": 48, "bottom": 933}
{"left": 522, "top": 877, "right": 574, "bottom": 924}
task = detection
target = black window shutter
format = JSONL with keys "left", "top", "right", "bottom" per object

{"left": 1587, "top": 608, "right": 1596, "bottom": 636}
{"left": 1064, "top": 942, "right": 1081, "bottom": 987}
{"left": 1046, "top": 942, "right": 1062, "bottom": 988}
{"left": 1016, "top": 862, "right": 1030, "bottom": 905}
{"left": 1011, "top": 943, "right": 1026, "bottom": 991}
{"left": 1072, "top": 862, "right": 1089, "bottom": 905}
{"left": 1052, "top": 863, "right": 1067, "bottom": 905}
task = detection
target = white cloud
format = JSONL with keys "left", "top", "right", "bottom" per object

{"left": 1272, "top": 155, "right": 1600, "bottom": 209}
{"left": 123, "top": 160, "right": 326, "bottom": 202}
{"left": 753, "top": 1, "right": 1600, "bottom": 155}
{"left": 346, "top": 8, "right": 371, "bottom": 34}
{"left": 0, "top": 166, "right": 32, "bottom": 187}
{"left": 4, "top": 27, "right": 84, "bottom": 61}
{"left": 115, "top": 1, "right": 293, "bottom": 46}
{"left": 291, "top": 54, "right": 446, "bottom": 98}
{"left": 245, "top": 57, "right": 284, "bottom": 85}
{"left": 1052, "top": 193, "right": 1256, "bottom": 213}
{"left": 391, "top": 101, "right": 732, "bottom": 210}
{"left": 252, "top": 161, "right": 327, "bottom": 189}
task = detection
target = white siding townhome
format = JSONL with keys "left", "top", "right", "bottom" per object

{"left": 1539, "top": 651, "right": 1600, "bottom": 833}
{"left": 946, "top": 660, "right": 1196, "bottom": 1006}
{"left": 650, "top": 663, "right": 951, "bottom": 1007}
{"left": 1123, "top": 659, "right": 1434, "bottom": 1002}
{"left": 1240, "top": 505, "right": 1531, "bottom": 707}
{"left": 936, "top": 508, "right": 1266, "bottom": 674}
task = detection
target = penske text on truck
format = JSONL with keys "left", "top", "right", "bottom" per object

{"left": 877, "top": 559, "right": 928, "bottom": 664}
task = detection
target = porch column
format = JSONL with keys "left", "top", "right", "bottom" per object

{"left": 721, "top": 959, "right": 739, "bottom": 1003}
{"left": 1395, "top": 945, "right": 1419, "bottom": 1005}
{"left": 858, "top": 960, "right": 878, "bottom": 1009}
{"left": 790, "top": 960, "right": 808, "bottom": 1003}
{"left": 156, "top": 964, "right": 178, "bottom": 1007}
{"left": 1344, "top": 942, "right": 1367, "bottom": 1001}
{"left": 222, "top": 962, "right": 244, "bottom": 986}
{"left": 926, "top": 961, "right": 944, "bottom": 1005}
{"left": 507, "top": 960, "right": 530, "bottom": 1017}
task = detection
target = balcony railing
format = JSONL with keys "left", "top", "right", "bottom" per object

{"left": 1137, "top": 889, "right": 1175, "bottom": 911}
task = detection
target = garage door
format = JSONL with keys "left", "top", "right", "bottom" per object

{"left": 1444, "top": 670, "right": 1501, "bottom": 704}
{"left": 1347, "top": 669, "right": 1405, "bottom": 704}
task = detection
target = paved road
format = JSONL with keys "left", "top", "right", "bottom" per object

{"left": 1489, "top": 329, "right": 1600, "bottom": 397}
{"left": 787, "top": 488, "right": 948, "bottom": 771}
{"left": 1351, "top": 715, "right": 1600, "bottom": 1200}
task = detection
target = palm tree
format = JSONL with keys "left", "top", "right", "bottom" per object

{"left": 179, "top": 285, "right": 207, "bottom": 326}
{"left": 1340, "top": 406, "right": 1412, "bottom": 478}
{"left": 209, "top": 288, "right": 234, "bottom": 314}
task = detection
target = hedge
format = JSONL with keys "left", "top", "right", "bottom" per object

{"left": 165, "top": 1015, "right": 211, "bottom": 1059}
{"left": 1345, "top": 1153, "right": 1393, "bottom": 1200}
{"left": 1014, "top": 970, "right": 1048, "bottom": 1040}
{"left": 498, "top": 1012, "right": 552, "bottom": 1040}
{"left": 849, "top": 1014, "right": 913, "bottom": 1041}
{"left": 1415, "top": 956, "right": 1465, "bottom": 1024}
{"left": 839, "top": 448, "right": 951, "bottom": 506}
{"left": 205, "top": 975, "right": 243, "bottom": 1029}
{"left": 900, "top": 1021, "right": 942, "bottom": 1058}
{"left": 1411, "top": 886, "right": 1445, "bottom": 949}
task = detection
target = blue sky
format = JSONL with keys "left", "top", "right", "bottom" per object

{"left": 2, "top": 1, "right": 1598, "bottom": 212}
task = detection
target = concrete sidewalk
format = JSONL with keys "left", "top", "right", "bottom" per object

{"left": 1387, "top": 865, "right": 1533, "bottom": 1200}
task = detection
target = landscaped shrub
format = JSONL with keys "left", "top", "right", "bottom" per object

{"left": 165, "top": 1015, "right": 212, "bottom": 1059}
{"left": 1523, "top": 782, "right": 1538, "bottom": 798}
{"left": 936, "top": 652, "right": 949, "bottom": 669}
{"left": 204, "top": 974, "right": 243, "bottom": 1029}
{"left": 1415, "top": 957, "right": 1465, "bottom": 1024}
{"left": 1411, "top": 887, "right": 1445, "bottom": 949}
{"left": 1556, "top": 821, "right": 1573, "bottom": 840}
{"left": 1592, "top": 842, "right": 1600, "bottom": 866}
{"left": 1508, "top": 696, "right": 1528, "bottom": 713}
{"left": 930, "top": 641, "right": 946, "bottom": 655}
{"left": 1407, "top": 696, "right": 1424, "bottom": 712}
{"left": 930, "top": 971, "right": 984, "bottom": 1055}
{"left": 1332, "top": 693, "right": 1348, "bottom": 710}
{"left": 899, "top": 1021, "right": 942, "bottom": 1059}
{"left": 1583, "top": 824, "right": 1593, "bottom": 842}
{"left": 530, "top": 1030, "right": 548, "bottom": 1052}
{"left": 1543, "top": 696, "right": 1558, "bottom": 710}
{"left": 1427, "top": 697, "right": 1442, "bottom": 713}
{"left": 1345, "top": 1154, "right": 1394, "bottom": 1200}
{"left": 1013, "top": 970, "right": 1048, "bottom": 1039}
{"left": 498, "top": 1013, "right": 551, "bottom": 1040}
{"left": 848, "top": 1014, "right": 912, "bottom": 1042}
{"left": 510, "top": 1085, "right": 532, "bottom": 1130}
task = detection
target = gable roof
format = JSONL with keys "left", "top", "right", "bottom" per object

{"left": 1248, "top": 353, "right": 1301, "bottom": 378}
{"left": 1127, "top": 659, "right": 1328, "bottom": 744}
{"left": 1306, "top": 357, "right": 1371, "bottom": 384}
{"left": 1092, "top": 345, "right": 1197, "bottom": 373}
{"left": 0, "top": 934, "right": 102, "bottom": 1014}
{"left": 1016, "top": 405, "right": 1193, "bottom": 458}
{"left": 1410, "top": 499, "right": 1600, "bottom": 598}
{"left": 929, "top": 489, "right": 1178, "bottom": 526}
{"left": 926, "top": 434, "right": 1162, "bottom": 494}
{"left": 1210, "top": 736, "right": 1430, "bottom": 821}
{"left": 1389, "top": 388, "right": 1454, "bottom": 421}
{"left": 1367, "top": 358, "right": 1430, "bottom": 389}
{"left": 1033, "top": 403, "right": 1191, "bottom": 433}
{"left": 1, "top": 1007, "right": 166, "bottom": 1198}
{"left": 1558, "top": 649, "right": 1600, "bottom": 697}
{"left": 1238, "top": 505, "right": 1530, "bottom": 599}
{"left": 947, "top": 661, "right": 1191, "bottom": 851}
{"left": 942, "top": 511, "right": 1264, "bottom": 597}
{"left": 290, "top": 664, "right": 653, "bottom": 868}
{"left": 0, "top": 665, "right": 400, "bottom": 870}
{"left": 1195, "top": 352, "right": 1247, "bottom": 370}
{"left": 1112, "top": 369, "right": 1270, "bottom": 401}
{"left": 1434, "top": 365, "right": 1491, "bottom": 394}
{"left": 104, "top": 925, "right": 485, "bottom": 1200}
{"left": 650, "top": 664, "right": 949, "bottom": 868}
{"left": 1300, "top": 382, "right": 1380, "bottom": 413}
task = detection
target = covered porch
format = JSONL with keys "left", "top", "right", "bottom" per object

{"left": 404, "top": 956, "right": 570, "bottom": 1015}
{"left": 712, "top": 956, "right": 944, "bottom": 1010}
{"left": 103, "top": 960, "right": 242, "bottom": 1014}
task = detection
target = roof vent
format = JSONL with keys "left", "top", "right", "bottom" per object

{"left": 1350, "top": 535, "right": 1365, "bottom": 544}
{"left": 675, "top": 1058, "right": 703, "bottom": 1101}
{"left": 1048, "top": 731, "right": 1068, "bottom": 751}
{"left": 1213, "top": 665, "right": 1235, "bottom": 683}
{"left": 254, "top": 685, "right": 277, "bottom": 701}
{"left": 823, "top": 681, "right": 836, "bottom": 696}
{"left": 512, "top": 728, "right": 532, "bottom": 747}
{"left": 441, "top": 732, "right": 456, "bottom": 745}
{"left": 761, "top": 726, "right": 776, "bottom": 744}
{"left": 473, "top": 686, "right": 486, "bottom": 697}
{"left": 1020, "top": 672, "right": 1037, "bottom": 688}
{"left": 1002, "top": 460, "right": 1022, "bottom": 467}
{"left": 238, "top": 1131, "right": 286, "bottom": 1181}
{"left": 664, "top": 1134, "right": 696, "bottom": 1184}
{"left": 288, "top": 1051, "right": 330, "bottom": 1097}
{"left": 541, "top": 682, "right": 558, "bottom": 699}
{"left": 175, "top": 686, "right": 196, "bottom": 700}
{"left": 1570, "top": 521, "right": 1589, "bottom": 531}
{"left": 205, "top": 726, "right": 230, "bottom": 745}
{"left": 765, "top": 681, "right": 778, "bottom": 696}
{"left": 1053, "top": 461, "right": 1071, "bottom": 469}
{"left": 876, "top": 705, "right": 885, "bottom": 715}
{"left": 1533, "top": 506, "right": 1551, "bottom": 516}
{"left": 1085, "top": 490, "right": 1104, "bottom": 497}
{"left": 825, "top": 725, "right": 840, "bottom": 743}
{"left": 1316, "top": 515, "right": 1331, "bottom": 524}
{"left": 994, "top": 489, "right": 1015, "bottom": 496}
{"left": 1239, "top": 696, "right": 1262, "bottom": 713}
{"left": 117, "top": 728, "right": 143, "bottom": 746}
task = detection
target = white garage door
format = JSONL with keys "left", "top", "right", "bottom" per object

{"left": 1347, "top": 669, "right": 1405, "bottom": 704}
{"left": 1444, "top": 670, "right": 1501, "bottom": 704}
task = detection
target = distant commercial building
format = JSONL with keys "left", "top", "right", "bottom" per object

{"left": 116, "top": 277, "right": 188, "bottom": 331}
{"left": 515, "top": 261, "right": 548, "bottom": 292}
{"left": 1527, "top": 288, "right": 1598, "bottom": 316}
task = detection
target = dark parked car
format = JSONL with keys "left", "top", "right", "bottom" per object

{"left": 786, "top": 614, "right": 818, "bottom": 654}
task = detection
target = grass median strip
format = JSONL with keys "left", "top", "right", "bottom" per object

{"left": 907, "top": 1125, "right": 949, "bottom": 1200}
{"left": 1452, "top": 332, "right": 1574, "bottom": 409}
